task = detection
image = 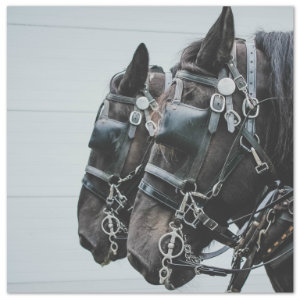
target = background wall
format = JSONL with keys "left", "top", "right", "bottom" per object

{"left": 7, "top": 6, "right": 293, "bottom": 293}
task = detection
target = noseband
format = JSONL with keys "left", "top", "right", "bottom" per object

{"left": 82, "top": 71, "right": 172, "bottom": 255}
{"left": 138, "top": 41, "right": 293, "bottom": 289}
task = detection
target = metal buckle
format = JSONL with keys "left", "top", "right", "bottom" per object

{"left": 203, "top": 218, "right": 218, "bottom": 231}
{"left": 234, "top": 75, "right": 247, "bottom": 91}
{"left": 129, "top": 111, "right": 142, "bottom": 126}
{"left": 145, "top": 120, "right": 157, "bottom": 133}
{"left": 224, "top": 109, "right": 241, "bottom": 127}
{"left": 242, "top": 97, "right": 260, "bottom": 118}
{"left": 210, "top": 93, "right": 225, "bottom": 113}
{"left": 255, "top": 162, "right": 269, "bottom": 174}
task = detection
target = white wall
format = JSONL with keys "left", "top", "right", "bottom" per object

{"left": 7, "top": 6, "right": 293, "bottom": 293}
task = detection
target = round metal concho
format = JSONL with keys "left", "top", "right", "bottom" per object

{"left": 217, "top": 77, "right": 236, "bottom": 96}
{"left": 136, "top": 96, "right": 149, "bottom": 110}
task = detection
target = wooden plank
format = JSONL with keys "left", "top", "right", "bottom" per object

{"left": 7, "top": 111, "right": 93, "bottom": 196}
{"left": 7, "top": 6, "right": 293, "bottom": 36}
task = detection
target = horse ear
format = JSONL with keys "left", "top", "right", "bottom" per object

{"left": 118, "top": 43, "right": 149, "bottom": 96}
{"left": 196, "top": 6, "right": 234, "bottom": 74}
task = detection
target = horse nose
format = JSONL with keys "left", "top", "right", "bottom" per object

{"left": 127, "top": 250, "right": 160, "bottom": 285}
{"left": 79, "top": 233, "right": 97, "bottom": 252}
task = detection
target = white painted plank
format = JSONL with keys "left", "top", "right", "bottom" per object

{"left": 7, "top": 6, "right": 293, "bottom": 36}
{"left": 7, "top": 111, "right": 93, "bottom": 197}
{"left": 7, "top": 196, "right": 272, "bottom": 292}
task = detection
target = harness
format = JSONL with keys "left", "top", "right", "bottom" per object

{"left": 138, "top": 41, "right": 293, "bottom": 290}
{"left": 82, "top": 71, "right": 173, "bottom": 255}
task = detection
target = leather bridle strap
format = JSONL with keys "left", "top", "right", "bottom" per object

{"left": 176, "top": 70, "right": 218, "bottom": 88}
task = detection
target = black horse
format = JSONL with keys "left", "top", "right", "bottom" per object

{"left": 127, "top": 7, "right": 293, "bottom": 291}
{"left": 77, "top": 43, "right": 171, "bottom": 265}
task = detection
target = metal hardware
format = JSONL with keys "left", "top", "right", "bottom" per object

{"left": 257, "top": 209, "right": 275, "bottom": 251}
{"left": 242, "top": 97, "right": 260, "bottom": 118}
{"left": 145, "top": 120, "right": 157, "bottom": 136}
{"left": 217, "top": 77, "right": 236, "bottom": 96}
{"left": 212, "top": 181, "right": 223, "bottom": 197}
{"left": 136, "top": 96, "right": 150, "bottom": 110}
{"left": 224, "top": 110, "right": 241, "bottom": 127}
{"left": 233, "top": 74, "right": 248, "bottom": 92}
{"left": 158, "top": 222, "right": 185, "bottom": 284}
{"left": 210, "top": 93, "right": 226, "bottom": 113}
{"left": 129, "top": 111, "right": 142, "bottom": 126}
{"left": 250, "top": 147, "right": 269, "bottom": 174}
{"left": 203, "top": 217, "right": 219, "bottom": 231}
{"left": 240, "top": 134, "right": 260, "bottom": 152}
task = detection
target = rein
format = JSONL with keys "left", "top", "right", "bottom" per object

{"left": 137, "top": 41, "right": 293, "bottom": 289}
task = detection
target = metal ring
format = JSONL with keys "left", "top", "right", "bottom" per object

{"left": 240, "top": 134, "right": 260, "bottom": 152}
{"left": 101, "top": 214, "right": 121, "bottom": 235}
{"left": 158, "top": 231, "right": 185, "bottom": 259}
{"left": 242, "top": 97, "right": 260, "bottom": 118}
{"left": 180, "top": 182, "right": 197, "bottom": 196}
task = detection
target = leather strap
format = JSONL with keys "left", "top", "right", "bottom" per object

{"left": 225, "top": 41, "right": 236, "bottom": 133}
{"left": 106, "top": 93, "right": 136, "bottom": 105}
{"left": 173, "top": 78, "right": 184, "bottom": 103}
{"left": 245, "top": 41, "right": 257, "bottom": 135}
{"left": 176, "top": 70, "right": 218, "bottom": 88}
{"left": 208, "top": 69, "right": 227, "bottom": 134}
{"left": 145, "top": 163, "right": 186, "bottom": 189}
{"left": 139, "top": 179, "right": 179, "bottom": 210}
{"left": 165, "top": 71, "right": 173, "bottom": 91}
{"left": 85, "top": 165, "right": 111, "bottom": 183}
{"left": 82, "top": 174, "right": 106, "bottom": 200}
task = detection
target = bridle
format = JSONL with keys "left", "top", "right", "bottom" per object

{"left": 137, "top": 41, "right": 293, "bottom": 289}
{"left": 82, "top": 70, "right": 173, "bottom": 255}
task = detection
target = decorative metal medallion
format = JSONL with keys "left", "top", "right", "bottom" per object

{"left": 217, "top": 78, "right": 236, "bottom": 96}
{"left": 136, "top": 96, "right": 150, "bottom": 110}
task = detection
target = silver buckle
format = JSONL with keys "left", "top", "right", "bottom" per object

{"left": 242, "top": 97, "right": 260, "bottom": 118}
{"left": 210, "top": 93, "right": 225, "bottom": 113}
{"left": 129, "top": 111, "right": 142, "bottom": 126}
{"left": 224, "top": 109, "right": 241, "bottom": 127}
{"left": 145, "top": 120, "right": 157, "bottom": 134}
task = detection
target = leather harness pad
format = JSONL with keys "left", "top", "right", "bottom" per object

{"left": 88, "top": 117, "right": 128, "bottom": 154}
{"left": 156, "top": 102, "right": 210, "bottom": 154}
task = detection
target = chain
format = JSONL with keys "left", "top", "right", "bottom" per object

{"left": 183, "top": 236, "right": 203, "bottom": 265}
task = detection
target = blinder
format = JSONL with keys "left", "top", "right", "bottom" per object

{"left": 156, "top": 102, "right": 210, "bottom": 154}
{"left": 88, "top": 117, "right": 128, "bottom": 155}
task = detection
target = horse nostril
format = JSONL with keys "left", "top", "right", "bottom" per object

{"left": 79, "top": 234, "right": 95, "bottom": 251}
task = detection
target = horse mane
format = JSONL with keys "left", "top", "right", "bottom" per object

{"left": 255, "top": 31, "right": 293, "bottom": 183}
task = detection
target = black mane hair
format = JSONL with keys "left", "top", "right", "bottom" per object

{"left": 255, "top": 31, "right": 293, "bottom": 183}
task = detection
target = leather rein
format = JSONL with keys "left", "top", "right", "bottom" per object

{"left": 136, "top": 41, "right": 293, "bottom": 289}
